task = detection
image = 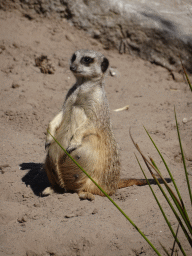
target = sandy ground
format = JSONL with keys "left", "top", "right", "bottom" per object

{"left": 0, "top": 8, "right": 192, "bottom": 256}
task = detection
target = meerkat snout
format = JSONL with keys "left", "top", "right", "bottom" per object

{"left": 70, "top": 64, "right": 77, "bottom": 72}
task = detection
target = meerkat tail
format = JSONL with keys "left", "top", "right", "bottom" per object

{"left": 118, "top": 178, "right": 172, "bottom": 188}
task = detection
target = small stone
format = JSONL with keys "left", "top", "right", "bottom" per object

{"left": 92, "top": 208, "right": 98, "bottom": 215}
{"left": 4, "top": 110, "right": 14, "bottom": 116}
{"left": 171, "top": 71, "right": 184, "bottom": 82}
{"left": 58, "top": 59, "right": 67, "bottom": 68}
{"left": 89, "top": 38, "right": 99, "bottom": 46}
{"left": 17, "top": 216, "right": 27, "bottom": 223}
{"left": 109, "top": 68, "right": 117, "bottom": 77}
{"left": 12, "top": 81, "right": 20, "bottom": 88}
{"left": 182, "top": 118, "right": 188, "bottom": 123}
{"left": 12, "top": 43, "right": 19, "bottom": 48}
{"left": 33, "top": 203, "right": 40, "bottom": 207}
{"left": 0, "top": 164, "right": 9, "bottom": 174}
{"left": 23, "top": 13, "right": 34, "bottom": 20}
{"left": 65, "top": 33, "right": 74, "bottom": 42}
{"left": 0, "top": 45, "right": 6, "bottom": 51}
{"left": 26, "top": 250, "right": 40, "bottom": 256}
{"left": 65, "top": 214, "right": 75, "bottom": 218}
{"left": 93, "top": 30, "right": 101, "bottom": 38}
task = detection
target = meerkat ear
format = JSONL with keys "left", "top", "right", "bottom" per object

{"left": 101, "top": 57, "right": 109, "bottom": 73}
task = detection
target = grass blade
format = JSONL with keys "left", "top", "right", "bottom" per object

{"left": 160, "top": 242, "right": 171, "bottom": 256}
{"left": 180, "top": 59, "right": 192, "bottom": 92}
{"left": 142, "top": 128, "right": 192, "bottom": 235}
{"left": 149, "top": 157, "right": 191, "bottom": 233}
{"left": 143, "top": 126, "right": 182, "bottom": 203}
{"left": 171, "top": 225, "right": 180, "bottom": 256}
{"left": 130, "top": 130, "right": 192, "bottom": 247}
{"left": 174, "top": 106, "right": 192, "bottom": 206}
{"left": 135, "top": 155, "right": 187, "bottom": 256}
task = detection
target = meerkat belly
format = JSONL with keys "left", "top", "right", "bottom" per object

{"left": 59, "top": 133, "right": 101, "bottom": 191}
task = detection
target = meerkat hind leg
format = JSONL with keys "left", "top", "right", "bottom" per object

{"left": 78, "top": 191, "right": 95, "bottom": 201}
{"left": 41, "top": 186, "right": 54, "bottom": 196}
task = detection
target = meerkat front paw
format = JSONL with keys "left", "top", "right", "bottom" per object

{"left": 45, "top": 139, "right": 52, "bottom": 149}
{"left": 45, "top": 141, "right": 51, "bottom": 149}
{"left": 45, "top": 132, "right": 54, "bottom": 149}
{"left": 66, "top": 136, "right": 81, "bottom": 153}
{"left": 66, "top": 142, "right": 80, "bottom": 154}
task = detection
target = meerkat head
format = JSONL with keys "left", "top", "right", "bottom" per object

{"left": 70, "top": 49, "right": 109, "bottom": 81}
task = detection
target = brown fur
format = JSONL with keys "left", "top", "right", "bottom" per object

{"left": 44, "top": 49, "right": 169, "bottom": 200}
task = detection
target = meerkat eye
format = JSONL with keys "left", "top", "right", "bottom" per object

{"left": 71, "top": 54, "right": 76, "bottom": 63}
{"left": 81, "top": 56, "right": 94, "bottom": 65}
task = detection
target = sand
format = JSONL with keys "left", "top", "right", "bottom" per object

{"left": 0, "top": 8, "right": 192, "bottom": 256}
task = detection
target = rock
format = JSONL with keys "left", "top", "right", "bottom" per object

{"left": 0, "top": 164, "right": 10, "bottom": 174}
{"left": 182, "top": 117, "right": 192, "bottom": 124}
{"left": 170, "top": 71, "right": 184, "bottom": 82}
{"left": 23, "top": 13, "right": 35, "bottom": 20}
{"left": 65, "top": 33, "right": 74, "bottom": 42}
{"left": 183, "top": 118, "right": 188, "bottom": 124}
{"left": 35, "top": 55, "right": 55, "bottom": 74}
{"left": 109, "top": 68, "right": 117, "bottom": 77}
{"left": 0, "top": 45, "right": 6, "bottom": 54}
{"left": 12, "top": 81, "right": 20, "bottom": 88}
{"left": 58, "top": 58, "right": 67, "bottom": 68}
{"left": 92, "top": 208, "right": 98, "bottom": 215}
{"left": 60, "top": 0, "right": 192, "bottom": 72}
{"left": 17, "top": 216, "right": 27, "bottom": 223}
{"left": 4, "top": 0, "right": 192, "bottom": 73}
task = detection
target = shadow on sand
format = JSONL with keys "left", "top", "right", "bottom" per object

{"left": 20, "top": 162, "right": 50, "bottom": 196}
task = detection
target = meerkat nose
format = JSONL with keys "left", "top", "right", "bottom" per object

{"left": 70, "top": 64, "right": 77, "bottom": 72}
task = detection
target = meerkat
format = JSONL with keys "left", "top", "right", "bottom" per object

{"left": 43, "top": 49, "right": 169, "bottom": 200}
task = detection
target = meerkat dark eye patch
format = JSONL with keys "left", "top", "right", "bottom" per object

{"left": 101, "top": 57, "right": 109, "bottom": 73}
{"left": 71, "top": 54, "right": 76, "bottom": 63}
{"left": 80, "top": 56, "right": 94, "bottom": 66}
